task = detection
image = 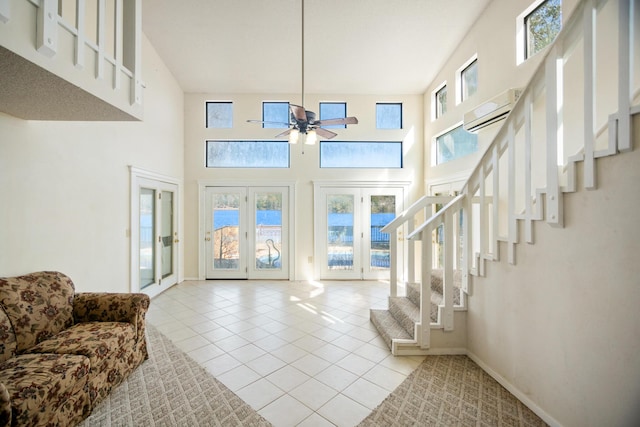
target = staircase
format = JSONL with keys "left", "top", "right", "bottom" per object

{"left": 371, "top": 270, "right": 462, "bottom": 349}
{"left": 371, "top": 0, "right": 639, "bottom": 355}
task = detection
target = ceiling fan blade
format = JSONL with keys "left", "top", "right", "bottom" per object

{"left": 274, "top": 129, "right": 293, "bottom": 138}
{"left": 315, "top": 117, "right": 359, "bottom": 126}
{"left": 290, "top": 104, "right": 308, "bottom": 121}
{"left": 314, "top": 127, "right": 338, "bottom": 139}
{"left": 247, "top": 119, "right": 291, "bottom": 126}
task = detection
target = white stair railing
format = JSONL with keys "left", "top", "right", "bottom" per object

{"left": 2, "top": 0, "right": 143, "bottom": 109}
{"left": 381, "top": 0, "right": 638, "bottom": 351}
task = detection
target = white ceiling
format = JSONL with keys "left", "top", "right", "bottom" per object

{"left": 142, "top": 0, "right": 491, "bottom": 96}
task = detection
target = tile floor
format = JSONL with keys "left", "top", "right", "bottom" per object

{"left": 147, "top": 279, "right": 425, "bottom": 427}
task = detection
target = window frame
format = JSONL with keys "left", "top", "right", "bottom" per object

{"left": 319, "top": 102, "right": 347, "bottom": 129}
{"left": 432, "top": 82, "right": 447, "bottom": 121}
{"left": 460, "top": 59, "right": 478, "bottom": 103}
{"left": 319, "top": 141, "right": 403, "bottom": 169}
{"left": 205, "top": 101, "right": 233, "bottom": 128}
{"left": 516, "top": 0, "right": 562, "bottom": 64}
{"left": 432, "top": 123, "right": 479, "bottom": 166}
{"left": 206, "top": 140, "right": 290, "bottom": 168}
{"left": 262, "top": 101, "right": 290, "bottom": 129}
{"left": 375, "top": 103, "right": 403, "bottom": 129}
{"left": 455, "top": 55, "right": 478, "bottom": 105}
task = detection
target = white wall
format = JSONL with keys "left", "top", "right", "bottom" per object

{"left": 423, "top": 0, "right": 579, "bottom": 189}
{"left": 0, "top": 35, "right": 184, "bottom": 292}
{"left": 420, "top": 0, "right": 640, "bottom": 425}
{"left": 183, "top": 93, "right": 424, "bottom": 280}
{"left": 468, "top": 135, "right": 640, "bottom": 427}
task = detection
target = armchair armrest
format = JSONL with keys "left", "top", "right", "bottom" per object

{"left": 73, "top": 293, "right": 150, "bottom": 341}
{"left": 0, "top": 382, "right": 11, "bottom": 427}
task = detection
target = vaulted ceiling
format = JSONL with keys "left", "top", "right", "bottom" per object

{"left": 142, "top": 0, "right": 492, "bottom": 96}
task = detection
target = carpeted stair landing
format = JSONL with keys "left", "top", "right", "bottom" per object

{"left": 370, "top": 269, "right": 461, "bottom": 349}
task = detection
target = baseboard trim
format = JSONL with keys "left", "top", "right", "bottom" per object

{"left": 466, "top": 351, "right": 563, "bottom": 427}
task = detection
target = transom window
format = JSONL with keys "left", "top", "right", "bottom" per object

{"left": 435, "top": 85, "right": 447, "bottom": 119}
{"left": 262, "top": 102, "right": 290, "bottom": 128}
{"left": 517, "top": 0, "right": 562, "bottom": 64}
{"left": 376, "top": 103, "right": 402, "bottom": 129}
{"left": 320, "top": 141, "right": 402, "bottom": 168}
{"left": 434, "top": 125, "right": 478, "bottom": 165}
{"left": 206, "top": 140, "right": 290, "bottom": 168}
{"left": 461, "top": 59, "right": 478, "bottom": 102}
{"left": 525, "top": 0, "right": 562, "bottom": 59}
{"left": 206, "top": 101, "right": 233, "bottom": 128}
{"left": 319, "top": 102, "right": 347, "bottom": 129}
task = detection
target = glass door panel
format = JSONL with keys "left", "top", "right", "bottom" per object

{"left": 362, "top": 188, "right": 403, "bottom": 280}
{"left": 317, "top": 188, "right": 361, "bottom": 280}
{"left": 139, "top": 188, "right": 155, "bottom": 289}
{"left": 327, "top": 194, "right": 355, "bottom": 271}
{"left": 368, "top": 195, "right": 395, "bottom": 271}
{"left": 255, "top": 192, "right": 282, "bottom": 270}
{"left": 206, "top": 188, "right": 247, "bottom": 278}
{"left": 161, "top": 190, "right": 174, "bottom": 279}
{"left": 133, "top": 176, "right": 179, "bottom": 298}
{"left": 249, "top": 187, "right": 288, "bottom": 279}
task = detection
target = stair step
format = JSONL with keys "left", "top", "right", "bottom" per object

{"left": 407, "top": 282, "right": 439, "bottom": 323}
{"left": 407, "top": 270, "right": 463, "bottom": 306}
{"left": 370, "top": 309, "right": 412, "bottom": 350}
{"left": 388, "top": 297, "right": 420, "bottom": 338}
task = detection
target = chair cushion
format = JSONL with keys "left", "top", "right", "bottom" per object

{"left": 28, "top": 321, "right": 136, "bottom": 370}
{"left": 28, "top": 321, "right": 138, "bottom": 403}
{"left": 0, "top": 271, "right": 75, "bottom": 353}
{"left": 0, "top": 353, "right": 91, "bottom": 426}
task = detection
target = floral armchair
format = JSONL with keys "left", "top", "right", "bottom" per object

{"left": 0, "top": 271, "right": 149, "bottom": 426}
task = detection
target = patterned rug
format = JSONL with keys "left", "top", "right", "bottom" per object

{"left": 79, "top": 326, "right": 547, "bottom": 426}
{"left": 78, "top": 325, "right": 272, "bottom": 427}
{"left": 358, "top": 355, "right": 548, "bottom": 427}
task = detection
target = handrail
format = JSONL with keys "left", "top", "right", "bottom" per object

{"left": 378, "top": 0, "right": 637, "bottom": 352}
{"left": 381, "top": 195, "right": 454, "bottom": 233}
{"left": 407, "top": 194, "right": 465, "bottom": 241}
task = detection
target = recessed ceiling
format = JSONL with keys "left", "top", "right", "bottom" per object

{"left": 142, "top": 0, "right": 491, "bottom": 95}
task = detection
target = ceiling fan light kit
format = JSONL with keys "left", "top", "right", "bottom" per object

{"left": 246, "top": 0, "right": 358, "bottom": 146}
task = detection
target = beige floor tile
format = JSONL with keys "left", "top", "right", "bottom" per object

{"left": 236, "top": 378, "right": 285, "bottom": 411}
{"left": 342, "top": 377, "right": 390, "bottom": 409}
{"left": 317, "top": 394, "right": 371, "bottom": 427}
{"left": 245, "top": 353, "right": 287, "bottom": 376}
{"left": 217, "top": 365, "right": 261, "bottom": 392}
{"left": 289, "top": 378, "right": 338, "bottom": 411}
{"left": 259, "top": 394, "right": 314, "bottom": 427}
{"left": 265, "top": 365, "right": 311, "bottom": 392}
{"left": 314, "top": 365, "right": 359, "bottom": 392}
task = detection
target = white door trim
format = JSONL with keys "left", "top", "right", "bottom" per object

{"left": 198, "top": 180, "right": 296, "bottom": 280}
{"left": 129, "top": 166, "right": 182, "bottom": 297}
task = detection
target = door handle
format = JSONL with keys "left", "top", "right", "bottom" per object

{"left": 205, "top": 237, "right": 211, "bottom": 241}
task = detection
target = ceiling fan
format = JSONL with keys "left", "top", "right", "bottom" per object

{"left": 246, "top": 0, "right": 358, "bottom": 144}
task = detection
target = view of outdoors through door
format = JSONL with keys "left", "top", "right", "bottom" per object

{"left": 205, "top": 187, "right": 288, "bottom": 279}
{"left": 318, "top": 187, "right": 403, "bottom": 280}
{"left": 137, "top": 177, "right": 178, "bottom": 298}
{"left": 254, "top": 191, "right": 283, "bottom": 272}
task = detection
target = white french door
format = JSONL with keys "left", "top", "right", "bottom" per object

{"left": 315, "top": 186, "right": 404, "bottom": 280}
{"left": 132, "top": 176, "right": 179, "bottom": 298}
{"left": 204, "top": 186, "right": 289, "bottom": 279}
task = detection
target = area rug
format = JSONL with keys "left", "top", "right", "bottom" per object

{"left": 358, "top": 355, "right": 548, "bottom": 427}
{"left": 78, "top": 325, "right": 272, "bottom": 427}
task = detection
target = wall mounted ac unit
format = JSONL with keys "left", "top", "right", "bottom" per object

{"left": 463, "top": 88, "right": 522, "bottom": 133}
